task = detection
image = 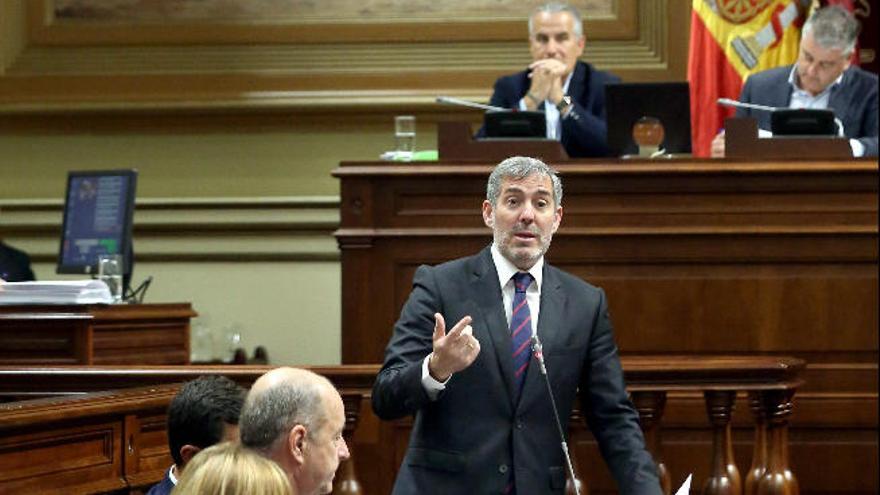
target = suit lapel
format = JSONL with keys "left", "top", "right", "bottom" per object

{"left": 517, "top": 264, "right": 566, "bottom": 412}
{"left": 561, "top": 62, "right": 586, "bottom": 149}
{"left": 829, "top": 68, "right": 854, "bottom": 133}
{"left": 469, "top": 247, "right": 517, "bottom": 408}
{"left": 771, "top": 72, "right": 794, "bottom": 108}
{"left": 761, "top": 68, "right": 794, "bottom": 129}
{"left": 569, "top": 61, "right": 587, "bottom": 102}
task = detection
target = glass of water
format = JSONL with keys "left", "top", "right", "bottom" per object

{"left": 97, "top": 253, "right": 124, "bottom": 303}
{"left": 394, "top": 115, "right": 416, "bottom": 161}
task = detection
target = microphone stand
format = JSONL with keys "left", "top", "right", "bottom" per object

{"left": 531, "top": 334, "right": 582, "bottom": 495}
{"left": 435, "top": 96, "right": 506, "bottom": 113}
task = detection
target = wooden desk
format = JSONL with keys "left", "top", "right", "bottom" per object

{"left": 0, "top": 304, "right": 195, "bottom": 365}
{"left": 0, "top": 359, "right": 804, "bottom": 495}
{"left": 332, "top": 158, "right": 879, "bottom": 494}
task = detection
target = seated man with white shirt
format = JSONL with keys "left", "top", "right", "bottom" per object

{"left": 712, "top": 5, "right": 878, "bottom": 158}
{"left": 477, "top": 2, "right": 620, "bottom": 158}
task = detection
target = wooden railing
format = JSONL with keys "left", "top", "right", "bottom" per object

{"left": 0, "top": 356, "right": 804, "bottom": 495}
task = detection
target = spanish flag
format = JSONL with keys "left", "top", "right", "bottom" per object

{"left": 688, "top": 0, "right": 810, "bottom": 156}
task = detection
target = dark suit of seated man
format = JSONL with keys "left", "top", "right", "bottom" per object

{"left": 0, "top": 241, "right": 35, "bottom": 282}
{"left": 373, "top": 156, "right": 662, "bottom": 494}
{"left": 477, "top": 3, "right": 620, "bottom": 158}
{"left": 712, "top": 5, "right": 878, "bottom": 158}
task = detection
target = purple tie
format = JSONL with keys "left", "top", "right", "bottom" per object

{"left": 510, "top": 272, "right": 534, "bottom": 395}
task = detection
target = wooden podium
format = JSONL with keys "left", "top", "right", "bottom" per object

{"left": 0, "top": 303, "right": 195, "bottom": 365}
{"left": 438, "top": 121, "right": 568, "bottom": 161}
{"left": 724, "top": 117, "right": 852, "bottom": 159}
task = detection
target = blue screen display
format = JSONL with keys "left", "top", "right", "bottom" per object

{"left": 59, "top": 173, "right": 133, "bottom": 273}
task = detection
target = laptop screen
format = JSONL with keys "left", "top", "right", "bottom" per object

{"left": 605, "top": 82, "right": 692, "bottom": 157}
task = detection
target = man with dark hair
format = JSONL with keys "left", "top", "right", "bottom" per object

{"left": 373, "top": 156, "right": 661, "bottom": 494}
{"left": 240, "top": 367, "right": 350, "bottom": 495}
{"left": 1, "top": 209, "right": 37, "bottom": 282}
{"left": 479, "top": 2, "right": 620, "bottom": 157}
{"left": 146, "top": 375, "right": 245, "bottom": 495}
{"left": 712, "top": 5, "right": 878, "bottom": 157}
{"left": 0, "top": 241, "right": 35, "bottom": 282}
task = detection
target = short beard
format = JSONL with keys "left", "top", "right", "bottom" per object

{"left": 494, "top": 228, "right": 551, "bottom": 271}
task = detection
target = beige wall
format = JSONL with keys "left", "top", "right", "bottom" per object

{"left": 0, "top": 2, "right": 24, "bottom": 75}
{"left": 0, "top": 126, "right": 403, "bottom": 199}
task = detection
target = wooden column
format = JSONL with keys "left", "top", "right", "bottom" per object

{"left": 745, "top": 392, "right": 768, "bottom": 495}
{"left": 632, "top": 390, "right": 670, "bottom": 495}
{"left": 703, "top": 390, "right": 742, "bottom": 495}
{"left": 756, "top": 389, "right": 798, "bottom": 495}
{"left": 333, "top": 393, "right": 364, "bottom": 495}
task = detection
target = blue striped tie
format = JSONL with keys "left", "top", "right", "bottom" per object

{"left": 510, "top": 272, "right": 534, "bottom": 395}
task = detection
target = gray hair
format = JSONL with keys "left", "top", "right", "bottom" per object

{"left": 803, "top": 5, "right": 860, "bottom": 57}
{"left": 529, "top": 2, "right": 584, "bottom": 39}
{"left": 239, "top": 374, "right": 330, "bottom": 453}
{"left": 486, "top": 156, "right": 563, "bottom": 207}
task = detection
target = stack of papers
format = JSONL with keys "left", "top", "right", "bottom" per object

{"left": 674, "top": 474, "right": 692, "bottom": 495}
{"left": 0, "top": 280, "right": 113, "bottom": 305}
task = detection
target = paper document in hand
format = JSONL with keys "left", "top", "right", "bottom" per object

{"left": 674, "top": 474, "right": 692, "bottom": 495}
{"left": 0, "top": 280, "right": 114, "bottom": 305}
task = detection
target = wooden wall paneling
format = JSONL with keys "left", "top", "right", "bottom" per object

{"left": 1, "top": 0, "right": 689, "bottom": 113}
{"left": 124, "top": 410, "right": 173, "bottom": 493}
{"left": 0, "top": 418, "right": 127, "bottom": 493}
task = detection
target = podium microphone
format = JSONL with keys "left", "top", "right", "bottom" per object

{"left": 436, "top": 96, "right": 505, "bottom": 113}
{"left": 531, "top": 334, "right": 582, "bottom": 495}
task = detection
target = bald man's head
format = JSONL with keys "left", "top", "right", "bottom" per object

{"left": 239, "top": 367, "right": 350, "bottom": 495}
{"left": 240, "top": 367, "right": 333, "bottom": 452}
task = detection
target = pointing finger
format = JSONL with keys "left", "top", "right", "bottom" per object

{"left": 446, "top": 315, "right": 473, "bottom": 341}
{"left": 433, "top": 313, "right": 446, "bottom": 343}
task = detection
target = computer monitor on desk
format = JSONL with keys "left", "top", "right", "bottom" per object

{"left": 482, "top": 111, "right": 546, "bottom": 139}
{"left": 605, "top": 82, "right": 692, "bottom": 157}
{"left": 57, "top": 169, "right": 138, "bottom": 293}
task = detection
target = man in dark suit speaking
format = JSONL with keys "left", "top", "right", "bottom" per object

{"left": 712, "top": 5, "right": 878, "bottom": 157}
{"left": 372, "top": 156, "right": 661, "bottom": 494}
{"left": 478, "top": 3, "right": 620, "bottom": 158}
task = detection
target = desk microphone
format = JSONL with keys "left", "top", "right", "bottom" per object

{"left": 531, "top": 334, "right": 582, "bottom": 495}
{"left": 717, "top": 98, "right": 778, "bottom": 113}
{"left": 435, "top": 96, "right": 506, "bottom": 113}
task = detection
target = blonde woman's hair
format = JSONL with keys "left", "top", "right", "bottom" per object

{"left": 172, "top": 442, "right": 293, "bottom": 495}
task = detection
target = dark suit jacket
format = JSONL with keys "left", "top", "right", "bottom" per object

{"left": 145, "top": 469, "right": 174, "bottom": 495}
{"left": 736, "top": 64, "right": 879, "bottom": 157}
{"left": 478, "top": 61, "right": 621, "bottom": 158}
{"left": 372, "top": 246, "right": 661, "bottom": 495}
{"left": 0, "top": 242, "right": 35, "bottom": 282}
